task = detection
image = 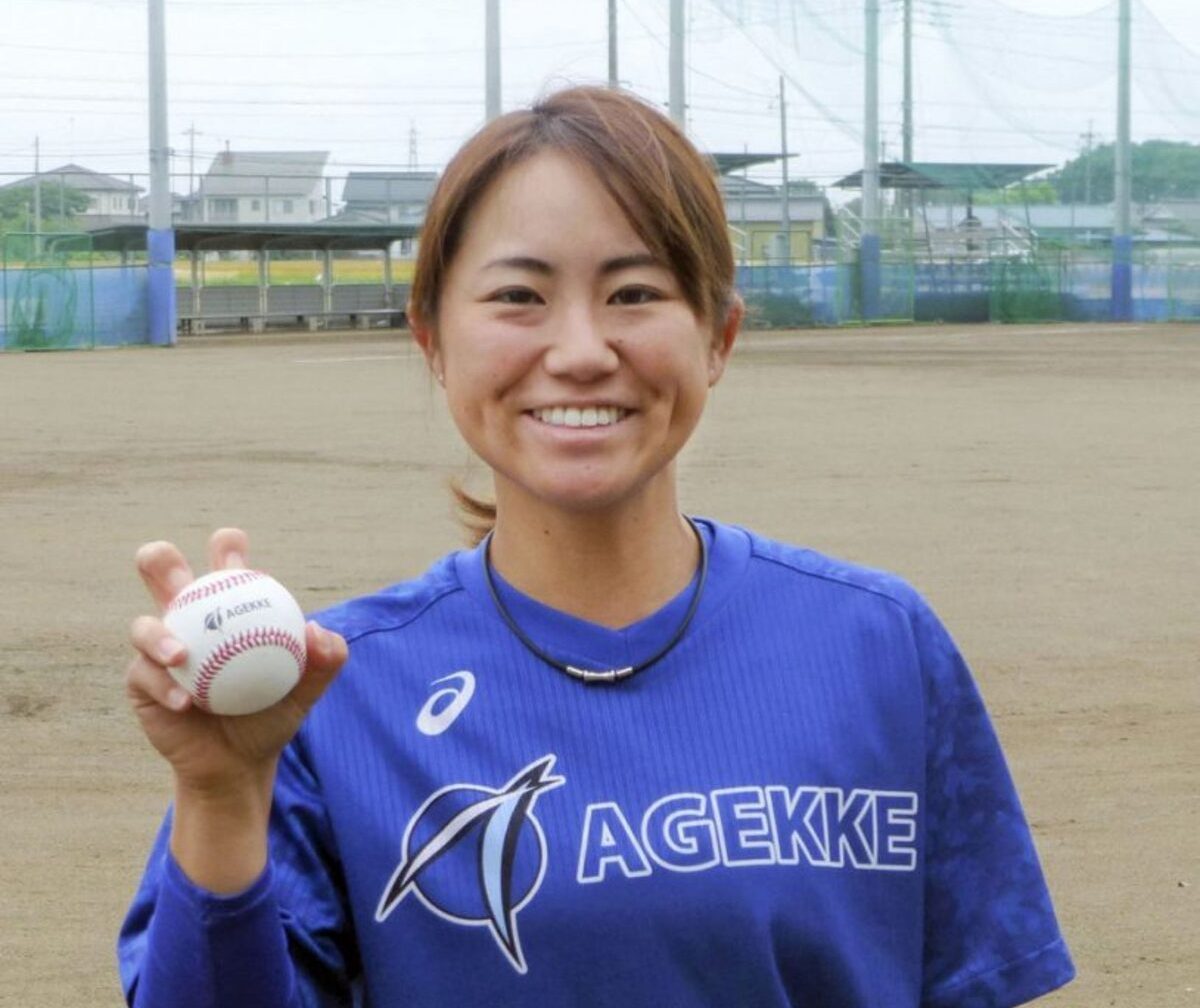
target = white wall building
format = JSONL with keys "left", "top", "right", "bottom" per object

{"left": 197, "top": 150, "right": 330, "bottom": 224}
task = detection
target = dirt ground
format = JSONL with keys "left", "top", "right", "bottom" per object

{"left": 0, "top": 322, "right": 1195, "bottom": 1006}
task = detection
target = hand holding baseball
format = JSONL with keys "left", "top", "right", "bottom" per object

{"left": 126, "top": 528, "right": 347, "bottom": 800}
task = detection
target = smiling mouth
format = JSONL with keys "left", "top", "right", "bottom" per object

{"left": 528, "top": 405, "right": 631, "bottom": 429}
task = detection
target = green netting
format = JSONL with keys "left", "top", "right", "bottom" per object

{"left": 988, "top": 246, "right": 1067, "bottom": 323}
{"left": 834, "top": 220, "right": 916, "bottom": 324}
{"left": 1, "top": 233, "right": 95, "bottom": 351}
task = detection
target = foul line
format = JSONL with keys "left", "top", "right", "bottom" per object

{"left": 293, "top": 352, "right": 414, "bottom": 365}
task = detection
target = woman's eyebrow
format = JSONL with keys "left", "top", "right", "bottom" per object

{"left": 599, "top": 254, "right": 661, "bottom": 276}
{"left": 482, "top": 255, "right": 552, "bottom": 274}
{"left": 480, "top": 253, "right": 661, "bottom": 276}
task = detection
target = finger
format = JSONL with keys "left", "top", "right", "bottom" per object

{"left": 287, "top": 622, "right": 349, "bottom": 714}
{"left": 135, "top": 541, "right": 196, "bottom": 610}
{"left": 125, "top": 652, "right": 193, "bottom": 713}
{"left": 208, "top": 527, "right": 250, "bottom": 572}
{"left": 129, "top": 614, "right": 188, "bottom": 668}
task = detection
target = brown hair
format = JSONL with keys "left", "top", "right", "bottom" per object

{"left": 410, "top": 85, "right": 736, "bottom": 543}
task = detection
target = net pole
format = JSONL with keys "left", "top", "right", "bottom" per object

{"left": 861, "top": 0, "right": 881, "bottom": 320}
{"left": 485, "top": 0, "right": 501, "bottom": 121}
{"left": 147, "top": 0, "right": 176, "bottom": 345}
{"left": 669, "top": 0, "right": 685, "bottom": 127}
{"left": 1112, "top": 0, "right": 1132, "bottom": 321}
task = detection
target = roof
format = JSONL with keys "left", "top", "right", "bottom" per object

{"left": 341, "top": 171, "right": 438, "bottom": 206}
{"left": 0, "top": 163, "right": 141, "bottom": 193}
{"left": 82, "top": 222, "right": 418, "bottom": 253}
{"left": 929, "top": 205, "right": 1115, "bottom": 230}
{"left": 720, "top": 177, "right": 827, "bottom": 224}
{"left": 834, "top": 161, "right": 1052, "bottom": 191}
{"left": 709, "top": 152, "right": 789, "bottom": 175}
{"left": 201, "top": 151, "right": 329, "bottom": 197}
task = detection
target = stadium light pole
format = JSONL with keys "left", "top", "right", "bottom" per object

{"left": 1112, "top": 0, "right": 1132, "bottom": 321}
{"left": 861, "top": 0, "right": 881, "bottom": 320}
{"left": 486, "top": 0, "right": 501, "bottom": 121}
{"left": 147, "top": 0, "right": 175, "bottom": 346}
{"left": 669, "top": 0, "right": 685, "bottom": 127}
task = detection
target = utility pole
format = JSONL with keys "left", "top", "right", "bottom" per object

{"left": 33, "top": 136, "right": 42, "bottom": 254}
{"left": 901, "top": 0, "right": 913, "bottom": 223}
{"left": 184, "top": 124, "right": 199, "bottom": 205}
{"left": 1112, "top": 0, "right": 1131, "bottom": 321}
{"left": 485, "top": 0, "right": 501, "bottom": 121}
{"left": 862, "top": 0, "right": 881, "bottom": 319}
{"left": 902, "top": 0, "right": 913, "bottom": 167}
{"left": 1080, "top": 120, "right": 1095, "bottom": 204}
{"left": 669, "top": 0, "right": 684, "bottom": 127}
{"left": 147, "top": 0, "right": 176, "bottom": 345}
{"left": 608, "top": 0, "right": 618, "bottom": 88}
{"left": 779, "top": 76, "right": 790, "bottom": 264}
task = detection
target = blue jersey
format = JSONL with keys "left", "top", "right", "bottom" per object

{"left": 119, "top": 519, "right": 1073, "bottom": 1007}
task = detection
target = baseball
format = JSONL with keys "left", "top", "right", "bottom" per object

{"left": 163, "top": 569, "right": 307, "bottom": 716}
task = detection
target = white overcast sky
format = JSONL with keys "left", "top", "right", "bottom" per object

{"left": 0, "top": 0, "right": 1197, "bottom": 194}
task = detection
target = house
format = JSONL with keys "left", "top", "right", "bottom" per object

{"left": 0, "top": 163, "right": 142, "bottom": 225}
{"left": 1140, "top": 200, "right": 1200, "bottom": 240}
{"left": 197, "top": 150, "right": 329, "bottom": 224}
{"left": 334, "top": 171, "right": 439, "bottom": 257}
{"left": 721, "top": 177, "right": 830, "bottom": 263}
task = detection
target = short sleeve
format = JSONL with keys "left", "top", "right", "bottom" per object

{"left": 912, "top": 600, "right": 1075, "bottom": 1007}
{"left": 117, "top": 735, "right": 359, "bottom": 1008}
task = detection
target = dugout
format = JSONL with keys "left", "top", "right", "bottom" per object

{"left": 87, "top": 222, "right": 417, "bottom": 334}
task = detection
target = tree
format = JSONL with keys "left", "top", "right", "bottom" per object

{"left": 974, "top": 181, "right": 1058, "bottom": 206}
{"left": 1050, "top": 140, "right": 1200, "bottom": 204}
{"left": 0, "top": 183, "right": 91, "bottom": 233}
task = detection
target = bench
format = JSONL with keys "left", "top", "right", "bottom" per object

{"left": 177, "top": 284, "right": 409, "bottom": 334}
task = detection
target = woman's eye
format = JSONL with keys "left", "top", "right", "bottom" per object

{"left": 611, "top": 286, "right": 659, "bottom": 306}
{"left": 492, "top": 288, "right": 542, "bottom": 305}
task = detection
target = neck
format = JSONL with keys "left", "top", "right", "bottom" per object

{"left": 487, "top": 480, "right": 699, "bottom": 628}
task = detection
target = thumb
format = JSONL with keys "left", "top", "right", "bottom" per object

{"left": 290, "top": 621, "right": 348, "bottom": 713}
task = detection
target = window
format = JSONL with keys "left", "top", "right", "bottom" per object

{"left": 281, "top": 199, "right": 294, "bottom": 214}
{"left": 211, "top": 198, "right": 237, "bottom": 221}
{"left": 251, "top": 199, "right": 261, "bottom": 211}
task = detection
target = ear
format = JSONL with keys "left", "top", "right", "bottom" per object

{"left": 409, "top": 300, "right": 444, "bottom": 383}
{"left": 707, "top": 294, "right": 743, "bottom": 387}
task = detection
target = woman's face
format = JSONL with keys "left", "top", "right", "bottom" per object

{"left": 418, "top": 150, "right": 738, "bottom": 518}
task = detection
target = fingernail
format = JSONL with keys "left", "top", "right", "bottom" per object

{"left": 227, "top": 551, "right": 247, "bottom": 569}
{"left": 158, "top": 639, "right": 184, "bottom": 664}
{"left": 168, "top": 688, "right": 191, "bottom": 711}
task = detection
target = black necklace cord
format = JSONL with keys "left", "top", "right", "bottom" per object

{"left": 482, "top": 517, "right": 709, "bottom": 685}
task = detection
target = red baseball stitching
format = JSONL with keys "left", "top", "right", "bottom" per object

{"left": 192, "top": 628, "right": 305, "bottom": 712}
{"left": 169, "top": 570, "right": 267, "bottom": 612}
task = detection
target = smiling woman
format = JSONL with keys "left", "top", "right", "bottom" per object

{"left": 118, "top": 86, "right": 1074, "bottom": 1008}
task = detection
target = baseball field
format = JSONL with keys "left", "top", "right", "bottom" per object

{"left": 0, "top": 322, "right": 1194, "bottom": 1006}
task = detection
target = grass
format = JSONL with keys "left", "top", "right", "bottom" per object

{"left": 174, "top": 257, "right": 416, "bottom": 287}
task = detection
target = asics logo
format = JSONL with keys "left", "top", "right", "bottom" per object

{"left": 416, "top": 671, "right": 476, "bottom": 736}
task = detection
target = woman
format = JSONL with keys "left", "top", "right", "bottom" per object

{"left": 120, "top": 86, "right": 1073, "bottom": 1007}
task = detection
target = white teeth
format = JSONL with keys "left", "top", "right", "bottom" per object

{"left": 533, "top": 406, "right": 627, "bottom": 428}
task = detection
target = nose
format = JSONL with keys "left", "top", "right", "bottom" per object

{"left": 541, "top": 304, "right": 619, "bottom": 382}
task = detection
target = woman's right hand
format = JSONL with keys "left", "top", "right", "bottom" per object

{"left": 126, "top": 527, "right": 347, "bottom": 891}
